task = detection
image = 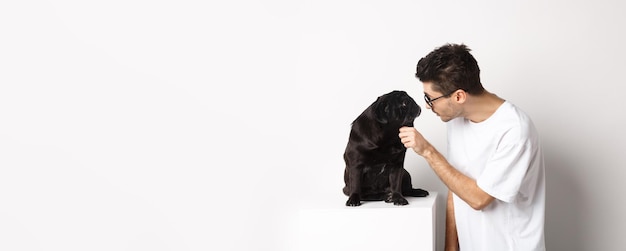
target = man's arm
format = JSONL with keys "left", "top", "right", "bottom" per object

{"left": 445, "top": 191, "right": 459, "bottom": 251}
{"left": 399, "top": 127, "right": 494, "bottom": 210}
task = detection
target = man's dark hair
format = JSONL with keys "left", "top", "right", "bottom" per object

{"left": 415, "top": 43, "right": 485, "bottom": 95}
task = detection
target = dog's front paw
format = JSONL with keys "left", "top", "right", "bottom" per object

{"left": 385, "top": 193, "right": 409, "bottom": 206}
{"left": 346, "top": 194, "right": 362, "bottom": 207}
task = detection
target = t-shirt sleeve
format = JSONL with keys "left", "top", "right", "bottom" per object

{"left": 477, "top": 133, "right": 533, "bottom": 203}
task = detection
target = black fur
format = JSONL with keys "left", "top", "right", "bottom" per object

{"left": 343, "top": 90, "right": 429, "bottom": 206}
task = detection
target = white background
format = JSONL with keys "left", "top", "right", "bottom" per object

{"left": 1, "top": 0, "right": 625, "bottom": 250}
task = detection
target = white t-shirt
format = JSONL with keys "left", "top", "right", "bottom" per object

{"left": 447, "top": 101, "right": 545, "bottom": 251}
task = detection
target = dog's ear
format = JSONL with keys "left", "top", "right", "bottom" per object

{"left": 374, "top": 98, "right": 389, "bottom": 124}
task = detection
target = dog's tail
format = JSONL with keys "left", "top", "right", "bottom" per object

{"left": 403, "top": 188, "right": 429, "bottom": 197}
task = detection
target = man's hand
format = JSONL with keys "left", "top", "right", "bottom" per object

{"left": 399, "top": 126, "right": 431, "bottom": 156}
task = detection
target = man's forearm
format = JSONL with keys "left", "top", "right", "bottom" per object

{"left": 420, "top": 144, "right": 494, "bottom": 210}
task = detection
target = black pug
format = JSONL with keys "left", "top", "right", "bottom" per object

{"left": 343, "top": 90, "right": 429, "bottom": 206}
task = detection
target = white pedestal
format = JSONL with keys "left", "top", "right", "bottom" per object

{"left": 298, "top": 192, "right": 437, "bottom": 251}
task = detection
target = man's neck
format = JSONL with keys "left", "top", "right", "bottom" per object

{"left": 464, "top": 91, "right": 505, "bottom": 123}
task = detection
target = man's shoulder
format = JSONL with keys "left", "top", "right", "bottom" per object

{"left": 497, "top": 101, "right": 540, "bottom": 141}
{"left": 496, "top": 101, "right": 533, "bottom": 124}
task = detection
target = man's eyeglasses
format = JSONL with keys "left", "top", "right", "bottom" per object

{"left": 424, "top": 90, "right": 457, "bottom": 107}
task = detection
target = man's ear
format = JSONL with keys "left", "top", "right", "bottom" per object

{"left": 454, "top": 89, "right": 468, "bottom": 104}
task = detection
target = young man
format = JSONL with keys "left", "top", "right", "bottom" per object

{"left": 399, "top": 44, "right": 545, "bottom": 251}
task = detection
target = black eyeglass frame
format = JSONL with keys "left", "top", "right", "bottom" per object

{"left": 424, "top": 90, "right": 458, "bottom": 107}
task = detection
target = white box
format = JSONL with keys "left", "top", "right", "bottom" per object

{"left": 298, "top": 192, "right": 437, "bottom": 251}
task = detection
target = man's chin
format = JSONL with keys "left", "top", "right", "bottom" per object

{"left": 433, "top": 111, "right": 452, "bottom": 122}
{"left": 438, "top": 115, "right": 452, "bottom": 122}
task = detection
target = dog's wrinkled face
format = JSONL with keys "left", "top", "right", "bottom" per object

{"left": 374, "top": 90, "right": 421, "bottom": 126}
